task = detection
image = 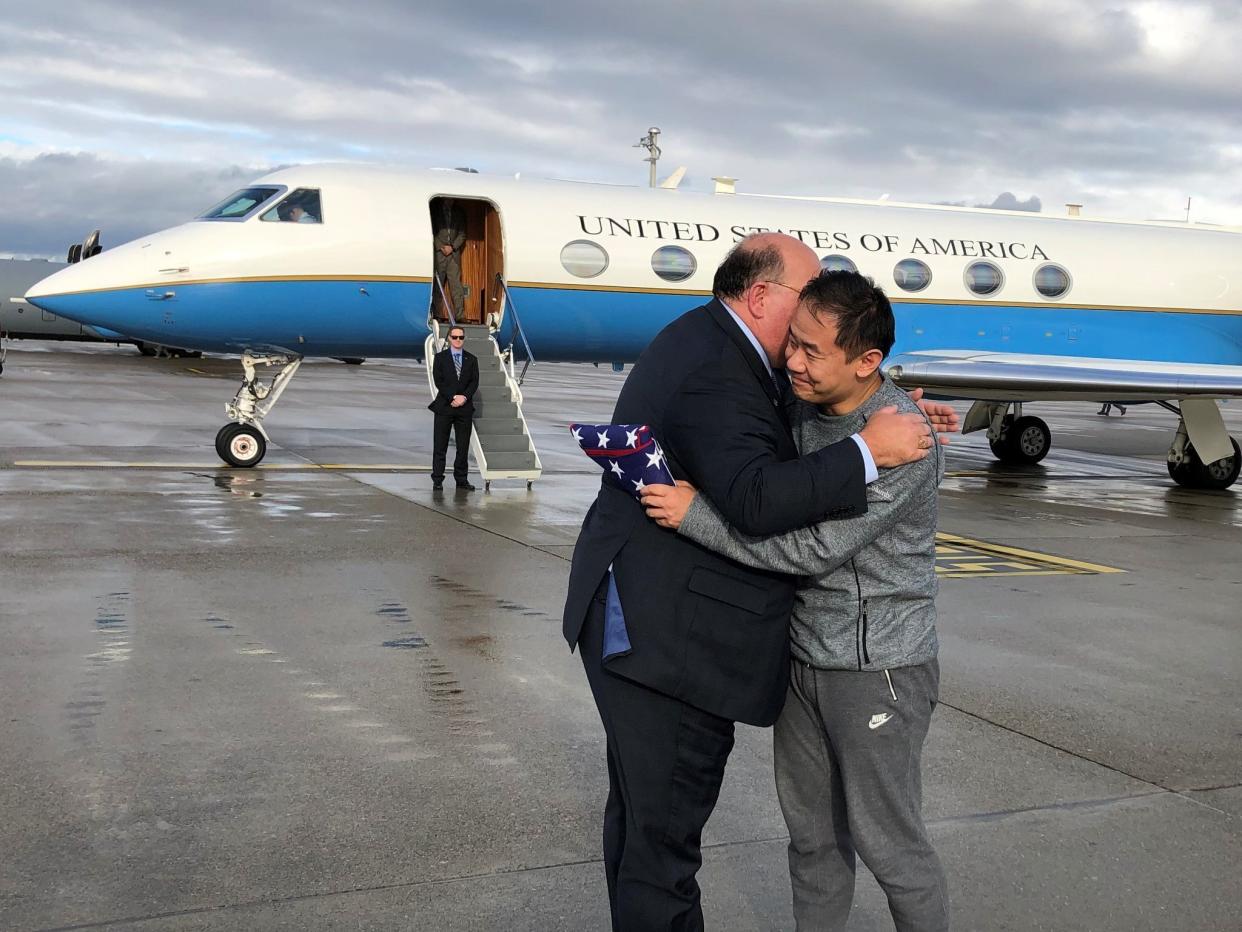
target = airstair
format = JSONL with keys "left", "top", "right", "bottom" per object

{"left": 424, "top": 277, "right": 542, "bottom": 490}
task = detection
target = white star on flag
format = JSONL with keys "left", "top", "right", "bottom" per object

{"left": 568, "top": 422, "right": 676, "bottom": 502}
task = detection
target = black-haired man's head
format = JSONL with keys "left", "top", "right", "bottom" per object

{"left": 784, "top": 270, "right": 896, "bottom": 411}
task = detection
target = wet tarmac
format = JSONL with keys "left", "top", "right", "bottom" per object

{"left": 1, "top": 342, "right": 1239, "bottom": 931}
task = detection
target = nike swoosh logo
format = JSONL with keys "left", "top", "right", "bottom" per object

{"left": 868, "top": 713, "right": 893, "bottom": 730}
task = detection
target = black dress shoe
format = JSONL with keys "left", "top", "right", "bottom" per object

{"left": 455, "top": 481, "right": 477, "bottom": 491}
{"left": 431, "top": 478, "right": 443, "bottom": 490}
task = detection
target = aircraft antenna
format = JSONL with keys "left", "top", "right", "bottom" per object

{"left": 1185, "top": 197, "right": 1192, "bottom": 223}
{"left": 634, "top": 127, "right": 662, "bottom": 188}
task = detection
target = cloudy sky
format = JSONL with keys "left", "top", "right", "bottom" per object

{"left": 2, "top": 0, "right": 1240, "bottom": 257}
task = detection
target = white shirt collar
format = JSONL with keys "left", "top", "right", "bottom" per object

{"left": 721, "top": 301, "right": 775, "bottom": 379}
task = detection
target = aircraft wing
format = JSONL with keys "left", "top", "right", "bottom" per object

{"left": 885, "top": 351, "right": 1242, "bottom": 402}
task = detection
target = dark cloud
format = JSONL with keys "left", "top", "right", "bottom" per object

{"left": 984, "top": 193, "right": 1042, "bottom": 212}
{"left": 0, "top": 154, "right": 266, "bottom": 257}
{"left": 1, "top": 0, "right": 1240, "bottom": 254}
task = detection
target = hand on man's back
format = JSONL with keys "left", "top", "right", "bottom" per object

{"left": 860, "top": 407, "right": 933, "bottom": 467}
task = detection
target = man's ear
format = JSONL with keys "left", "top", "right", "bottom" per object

{"left": 745, "top": 281, "right": 767, "bottom": 319}
{"left": 856, "top": 349, "right": 884, "bottom": 378}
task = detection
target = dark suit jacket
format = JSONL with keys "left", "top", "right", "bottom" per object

{"left": 563, "top": 299, "right": 868, "bottom": 727}
{"left": 428, "top": 348, "right": 479, "bottom": 415}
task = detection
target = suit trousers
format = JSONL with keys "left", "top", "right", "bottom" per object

{"left": 434, "top": 252, "right": 465, "bottom": 317}
{"left": 579, "top": 584, "right": 736, "bottom": 932}
{"left": 774, "top": 658, "right": 948, "bottom": 932}
{"left": 431, "top": 408, "right": 472, "bottom": 482}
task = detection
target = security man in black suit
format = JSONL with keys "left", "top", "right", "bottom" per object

{"left": 563, "top": 233, "right": 943, "bottom": 931}
{"left": 428, "top": 325, "right": 479, "bottom": 491}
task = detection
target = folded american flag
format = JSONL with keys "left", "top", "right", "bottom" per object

{"left": 569, "top": 423, "right": 675, "bottom": 499}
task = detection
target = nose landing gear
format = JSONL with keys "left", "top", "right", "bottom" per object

{"left": 217, "top": 353, "right": 302, "bottom": 467}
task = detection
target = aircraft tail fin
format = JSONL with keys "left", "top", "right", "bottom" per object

{"left": 659, "top": 166, "right": 687, "bottom": 189}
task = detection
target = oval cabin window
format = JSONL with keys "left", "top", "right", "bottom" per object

{"left": 964, "top": 261, "right": 1004, "bottom": 296}
{"left": 893, "top": 259, "right": 931, "bottom": 292}
{"left": 561, "top": 240, "right": 609, "bottom": 278}
{"left": 1034, "top": 264, "right": 1071, "bottom": 299}
{"left": 820, "top": 254, "right": 857, "bottom": 273}
{"left": 652, "top": 245, "right": 697, "bottom": 283}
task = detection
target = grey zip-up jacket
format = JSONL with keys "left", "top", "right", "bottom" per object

{"left": 678, "top": 375, "right": 943, "bottom": 671}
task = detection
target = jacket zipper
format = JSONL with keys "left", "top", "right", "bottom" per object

{"left": 851, "top": 558, "right": 864, "bottom": 670}
{"left": 861, "top": 598, "right": 871, "bottom": 666}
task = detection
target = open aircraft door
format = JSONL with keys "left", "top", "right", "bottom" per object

{"left": 428, "top": 196, "right": 504, "bottom": 327}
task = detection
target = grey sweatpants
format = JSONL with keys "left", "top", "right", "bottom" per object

{"left": 774, "top": 657, "right": 949, "bottom": 932}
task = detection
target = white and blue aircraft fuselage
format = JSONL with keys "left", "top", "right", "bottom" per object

{"left": 25, "top": 164, "right": 1242, "bottom": 488}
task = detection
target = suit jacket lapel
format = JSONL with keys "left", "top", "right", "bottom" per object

{"left": 704, "top": 299, "right": 783, "bottom": 408}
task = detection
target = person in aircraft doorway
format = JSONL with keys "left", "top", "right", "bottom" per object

{"left": 428, "top": 325, "right": 478, "bottom": 491}
{"left": 434, "top": 198, "right": 467, "bottom": 320}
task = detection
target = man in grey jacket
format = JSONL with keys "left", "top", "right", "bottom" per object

{"left": 641, "top": 270, "right": 949, "bottom": 932}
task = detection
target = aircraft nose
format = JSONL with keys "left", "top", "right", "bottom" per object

{"left": 24, "top": 261, "right": 128, "bottom": 329}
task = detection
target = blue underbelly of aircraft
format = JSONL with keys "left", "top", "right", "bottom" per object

{"left": 31, "top": 279, "right": 1242, "bottom": 366}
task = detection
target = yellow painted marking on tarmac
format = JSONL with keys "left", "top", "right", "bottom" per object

{"left": 934, "top": 532, "right": 1124, "bottom": 578}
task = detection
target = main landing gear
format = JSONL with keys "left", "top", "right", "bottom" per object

{"left": 1164, "top": 405, "right": 1240, "bottom": 491}
{"left": 965, "top": 399, "right": 1240, "bottom": 490}
{"left": 216, "top": 353, "right": 303, "bottom": 467}
{"left": 977, "top": 402, "right": 1051, "bottom": 465}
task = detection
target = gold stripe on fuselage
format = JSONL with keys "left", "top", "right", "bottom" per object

{"left": 32, "top": 275, "right": 1242, "bottom": 317}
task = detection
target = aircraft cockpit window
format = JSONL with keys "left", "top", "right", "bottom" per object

{"left": 260, "top": 188, "right": 323, "bottom": 224}
{"left": 894, "top": 259, "right": 932, "bottom": 292}
{"left": 561, "top": 240, "right": 609, "bottom": 278}
{"left": 1034, "top": 264, "right": 1071, "bottom": 299}
{"left": 964, "top": 261, "right": 1004, "bottom": 296}
{"left": 820, "top": 254, "right": 857, "bottom": 273}
{"left": 651, "top": 245, "right": 697, "bottom": 283}
{"left": 199, "top": 186, "right": 284, "bottom": 220}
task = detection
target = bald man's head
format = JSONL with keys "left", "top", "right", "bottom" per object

{"left": 713, "top": 233, "right": 822, "bottom": 365}
{"left": 714, "top": 233, "right": 802, "bottom": 300}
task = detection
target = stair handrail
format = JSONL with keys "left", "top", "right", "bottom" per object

{"left": 432, "top": 274, "right": 458, "bottom": 330}
{"left": 493, "top": 273, "right": 535, "bottom": 385}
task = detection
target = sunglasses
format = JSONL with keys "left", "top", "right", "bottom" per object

{"left": 448, "top": 334, "right": 465, "bottom": 340}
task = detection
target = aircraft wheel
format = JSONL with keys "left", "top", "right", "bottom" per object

{"left": 989, "top": 415, "right": 1050, "bottom": 464}
{"left": 215, "top": 423, "right": 237, "bottom": 460}
{"left": 1169, "top": 437, "right": 1241, "bottom": 490}
{"left": 217, "top": 424, "right": 267, "bottom": 468}
{"left": 1008, "top": 416, "right": 1051, "bottom": 464}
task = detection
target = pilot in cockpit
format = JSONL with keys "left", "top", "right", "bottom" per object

{"left": 265, "top": 188, "right": 322, "bottom": 224}
{"left": 287, "top": 204, "right": 318, "bottom": 223}
{"left": 280, "top": 203, "right": 317, "bottom": 223}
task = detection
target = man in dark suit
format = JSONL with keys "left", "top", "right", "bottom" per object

{"left": 564, "top": 233, "right": 943, "bottom": 931}
{"left": 428, "top": 325, "right": 479, "bottom": 491}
